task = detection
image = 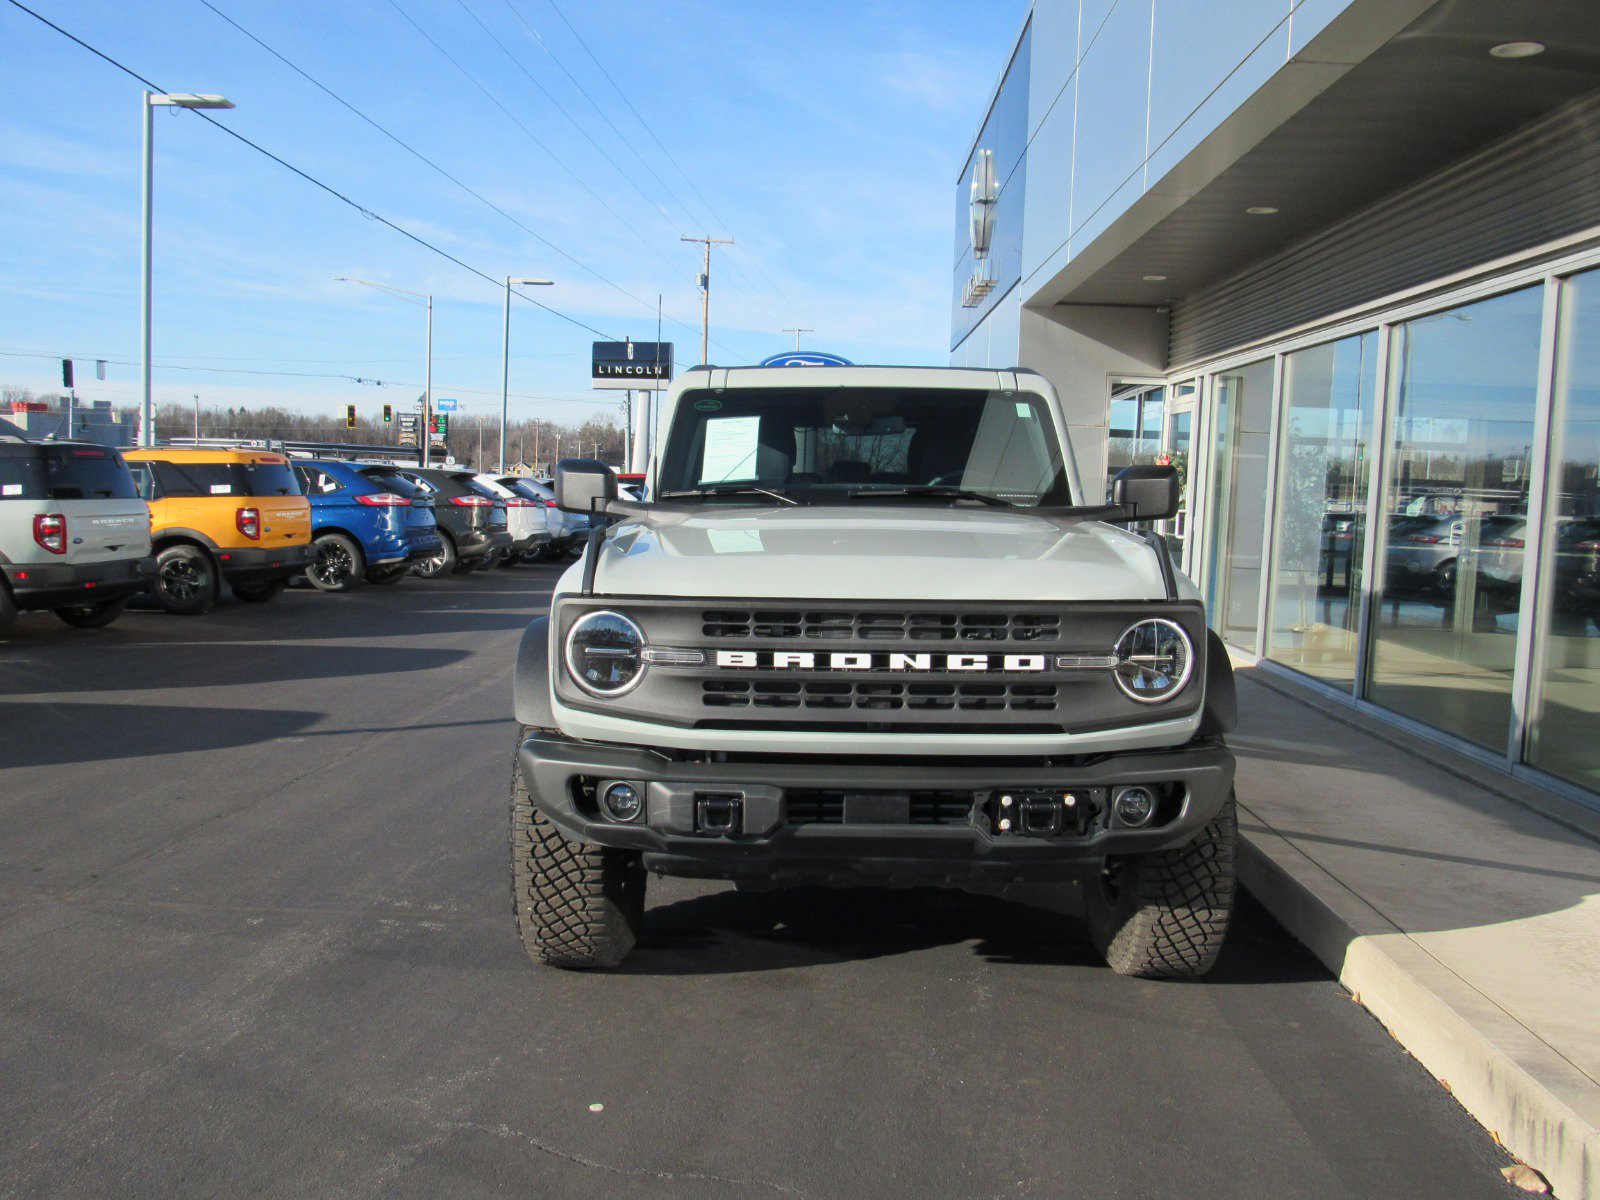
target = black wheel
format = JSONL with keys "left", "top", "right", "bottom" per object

{"left": 55, "top": 597, "right": 129, "bottom": 629}
{"left": 475, "top": 551, "right": 501, "bottom": 572}
{"left": 511, "top": 727, "right": 645, "bottom": 969}
{"left": 451, "top": 553, "right": 481, "bottom": 575}
{"left": 1084, "top": 793, "right": 1237, "bottom": 979}
{"left": 365, "top": 565, "right": 409, "bottom": 585}
{"left": 495, "top": 551, "right": 518, "bottom": 568}
{"left": 152, "top": 544, "right": 218, "bottom": 615}
{"left": 232, "top": 578, "right": 287, "bottom": 604}
{"left": 520, "top": 548, "right": 547, "bottom": 564}
{"left": 412, "top": 534, "right": 456, "bottom": 579}
{"left": 306, "top": 532, "right": 365, "bottom": 592}
{"left": 0, "top": 582, "right": 18, "bottom": 639}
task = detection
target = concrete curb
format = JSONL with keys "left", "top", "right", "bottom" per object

{"left": 1237, "top": 807, "right": 1600, "bottom": 1200}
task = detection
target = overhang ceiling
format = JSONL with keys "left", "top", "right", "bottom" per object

{"left": 1039, "top": 0, "right": 1600, "bottom": 310}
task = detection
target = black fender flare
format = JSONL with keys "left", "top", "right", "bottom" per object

{"left": 513, "top": 615, "right": 554, "bottom": 729}
{"left": 1198, "top": 630, "right": 1237, "bottom": 737}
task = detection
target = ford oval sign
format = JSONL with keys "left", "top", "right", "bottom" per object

{"left": 759, "top": 352, "right": 854, "bottom": 368}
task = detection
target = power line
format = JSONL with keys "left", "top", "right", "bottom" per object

{"left": 384, "top": 0, "right": 740, "bottom": 355}
{"left": 534, "top": 0, "right": 794, "bottom": 313}
{"left": 0, "top": 347, "right": 613, "bottom": 408}
{"left": 495, "top": 0, "right": 786, "bottom": 326}
{"left": 3, "top": 0, "right": 618, "bottom": 342}
{"left": 193, "top": 0, "right": 675, "bottom": 329}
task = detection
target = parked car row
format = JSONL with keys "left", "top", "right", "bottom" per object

{"left": 0, "top": 426, "right": 584, "bottom": 638}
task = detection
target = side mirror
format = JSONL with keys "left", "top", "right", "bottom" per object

{"left": 1111, "top": 464, "right": 1179, "bottom": 521}
{"left": 554, "top": 458, "right": 617, "bottom": 515}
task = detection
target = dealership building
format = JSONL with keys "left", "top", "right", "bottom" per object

{"left": 953, "top": 0, "right": 1600, "bottom": 812}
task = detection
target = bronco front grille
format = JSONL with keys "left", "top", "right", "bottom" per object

{"left": 702, "top": 680, "right": 1060, "bottom": 711}
{"left": 700, "top": 609, "right": 1060, "bottom": 642}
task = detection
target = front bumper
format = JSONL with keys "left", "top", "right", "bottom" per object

{"left": 4, "top": 556, "right": 153, "bottom": 610}
{"left": 517, "top": 731, "right": 1234, "bottom": 886}
{"left": 218, "top": 543, "right": 312, "bottom": 583}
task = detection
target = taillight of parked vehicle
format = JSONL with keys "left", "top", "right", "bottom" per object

{"left": 236, "top": 507, "right": 261, "bottom": 540}
{"left": 1484, "top": 537, "right": 1525, "bottom": 548}
{"left": 503, "top": 498, "right": 536, "bottom": 508}
{"left": 1404, "top": 534, "right": 1445, "bottom": 544}
{"left": 355, "top": 493, "right": 413, "bottom": 507}
{"left": 543, "top": 498, "right": 558, "bottom": 508}
{"left": 33, "top": 513, "right": 66, "bottom": 555}
{"left": 449, "top": 495, "right": 493, "bottom": 507}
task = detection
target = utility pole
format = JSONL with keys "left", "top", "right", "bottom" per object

{"left": 681, "top": 235, "right": 733, "bottom": 366}
{"left": 533, "top": 419, "right": 542, "bottom": 474}
{"left": 783, "top": 328, "right": 813, "bottom": 351}
{"left": 193, "top": 393, "right": 200, "bottom": 441}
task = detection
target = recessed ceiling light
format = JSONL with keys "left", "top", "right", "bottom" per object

{"left": 1246, "top": 206, "right": 1279, "bottom": 215}
{"left": 1490, "top": 41, "right": 1545, "bottom": 59}
{"left": 1142, "top": 274, "right": 1168, "bottom": 282}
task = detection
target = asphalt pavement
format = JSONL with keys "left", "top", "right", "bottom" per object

{"left": 0, "top": 567, "right": 1518, "bottom": 1199}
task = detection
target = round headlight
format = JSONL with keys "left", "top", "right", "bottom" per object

{"left": 565, "top": 610, "right": 646, "bottom": 697}
{"left": 1112, "top": 619, "right": 1193, "bottom": 703}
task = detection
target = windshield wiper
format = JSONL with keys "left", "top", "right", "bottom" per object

{"left": 845, "top": 486, "right": 1012, "bottom": 508}
{"left": 658, "top": 484, "right": 799, "bottom": 506}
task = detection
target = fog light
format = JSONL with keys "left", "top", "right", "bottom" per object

{"left": 600, "top": 781, "right": 643, "bottom": 823}
{"left": 1112, "top": 786, "right": 1156, "bottom": 827}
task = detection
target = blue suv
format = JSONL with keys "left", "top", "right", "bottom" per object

{"left": 291, "top": 459, "right": 444, "bottom": 591}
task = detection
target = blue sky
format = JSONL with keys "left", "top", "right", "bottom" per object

{"left": 0, "top": 0, "right": 1026, "bottom": 427}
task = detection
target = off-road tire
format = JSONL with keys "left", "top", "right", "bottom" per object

{"left": 232, "top": 578, "right": 287, "bottom": 604}
{"left": 511, "top": 726, "right": 645, "bottom": 969}
{"left": 55, "top": 597, "right": 129, "bottom": 629}
{"left": 1084, "top": 793, "right": 1236, "bottom": 979}
{"left": 412, "top": 534, "right": 456, "bottom": 579}
{"left": 152, "top": 544, "right": 218, "bottom": 615}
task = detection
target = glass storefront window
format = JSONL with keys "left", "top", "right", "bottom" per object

{"left": 1367, "top": 286, "right": 1544, "bottom": 751}
{"left": 1206, "top": 359, "right": 1274, "bottom": 648}
{"left": 1106, "top": 386, "right": 1165, "bottom": 499}
{"left": 1527, "top": 270, "right": 1600, "bottom": 791}
{"left": 1266, "top": 334, "right": 1378, "bottom": 689}
{"left": 1164, "top": 384, "right": 1194, "bottom": 563}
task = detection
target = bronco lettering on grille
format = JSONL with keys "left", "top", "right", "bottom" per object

{"left": 713, "top": 650, "right": 1048, "bottom": 672}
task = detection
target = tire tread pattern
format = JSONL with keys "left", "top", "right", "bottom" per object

{"left": 1092, "top": 794, "right": 1237, "bottom": 980}
{"left": 510, "top": 726, "right": 644, "bottom": 969}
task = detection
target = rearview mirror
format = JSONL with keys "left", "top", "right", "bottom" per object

{"left": 554, "top": 459, "right": 617, "bottom": 515}
{"left": 1111, "top": 465, "right": 1179, "bottom": 522}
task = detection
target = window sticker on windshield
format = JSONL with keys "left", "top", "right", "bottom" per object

{"left": 693, "top": 397, "right": 723, "bottom": 412}
{"left": 2, "top": 484, "right": 20, "bottom": 496}
{"left": 707, "top": 528, "right": 763, "bottom": 554}
{"left": 1015, "top": 402, "right": 1033, "bottom": 418}
{"left": 700, "top": 415, "right": 760, "bottom": 483}
{"left": 209, "top": 484, "right": 234, "bottom": 494}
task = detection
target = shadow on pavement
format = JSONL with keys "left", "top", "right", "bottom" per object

{"left": 624, "top": 883, "right": 1325, "bottom": 984}
{"left": 0, "top": 700, "right": 326, "bottom": 768}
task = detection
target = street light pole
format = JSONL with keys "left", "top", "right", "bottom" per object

{"left": 783, "top": 327, "right": 814, "bottom": 351}
{"left": 500, "top": 277, "right": 553, "bottom": 474}
{"left": 141, "top": 92, "right": 234, "bottom": 447}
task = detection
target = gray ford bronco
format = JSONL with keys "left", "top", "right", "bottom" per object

{"left": 511, "top": 366, "right": 1237, "bottom": 978}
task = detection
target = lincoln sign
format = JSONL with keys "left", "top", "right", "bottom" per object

{"left": 591, "top": 341, "right": 673, "bottom": 390}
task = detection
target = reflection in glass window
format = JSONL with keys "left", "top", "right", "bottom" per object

{"left": 1266, "top": 334, "right": 1377, "bottom": 689}
{"left": 1528, "top": 270, "right": 1600, "bottom": 791}
{"left": 1165, "top": 394, "right": 1193, "bottom": 563}
{"left": 1105, "top": 386, "right": 1165, "bottom": 498}
{"left": 1206, "top": 360, "right": 1274, "bottom": 648}
{"left": 1367, "top": 287, "right": 1543, "bottom": 751}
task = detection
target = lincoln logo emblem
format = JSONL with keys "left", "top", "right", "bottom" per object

{"left": 714, "top": 650, "right": 1046, "bottom": 673}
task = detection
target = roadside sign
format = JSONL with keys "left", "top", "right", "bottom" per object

{"left": 434, "top": 397, "right": 459, "bottom": 412}
{"left": 592, "top": 341, "right": 673, "bottom": 390}
{"left": 398, "top": 413, "right": 419, "bottom": 448}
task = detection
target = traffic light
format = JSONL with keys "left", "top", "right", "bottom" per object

{"left": 345, "top": 403, "right": 356, "bottom": 428}
{"left": 61, "top": 359, "right": 74, "bottom": 389}
{"left": 382, "top": 403, "right": 393, "bottom": 423}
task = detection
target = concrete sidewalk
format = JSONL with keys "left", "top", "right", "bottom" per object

{"left": 1230, "top": 662, "right": 1600, "bottom": 1199}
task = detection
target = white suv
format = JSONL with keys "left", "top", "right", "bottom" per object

{"left": 508, "top": 366, "right": 1238, "bottom": 979}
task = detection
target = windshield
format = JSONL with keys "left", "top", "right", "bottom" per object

{"left": 360, "top": 468, "right": 431, "bottom": 499}
{"left": 658, "top": 387, "right": 1071, "bottom": 505}
{"left": 501, "top": 478, "right": 552, "bottom": 503}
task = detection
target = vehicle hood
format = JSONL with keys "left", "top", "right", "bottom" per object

{"left": 587, "top": 505, "right": 1180, "bottom": 601}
